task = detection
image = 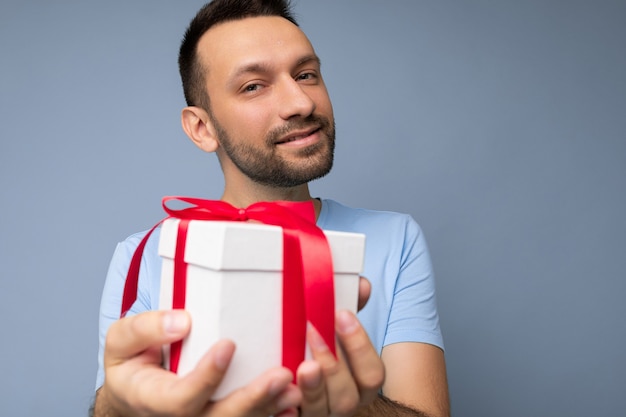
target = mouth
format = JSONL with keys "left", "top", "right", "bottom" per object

{"left": 275, "top": 127, "right": 321, "bottom": 145}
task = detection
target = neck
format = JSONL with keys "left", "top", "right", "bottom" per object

{"left": 221, "top": 181, "right": 321, "bottom": 219}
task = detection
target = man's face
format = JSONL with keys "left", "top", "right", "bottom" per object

{"left": 197, "top": 16, "right": 335, "bottom": 187}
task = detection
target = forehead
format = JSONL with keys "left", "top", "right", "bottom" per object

{"left": 197, "top": 16, "right": 316, "bottom": 79}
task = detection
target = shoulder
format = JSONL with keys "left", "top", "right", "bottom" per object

{"left": 319, "top": 199, "right": 424, "bottom": 241}
{"left": 319, "top": 199, "right": 431, "bottom": 270}
{"left": 121, "top": 226, "right": 162, "bottom": 251}
{"left": 109, "top": 227, "right": 163, "bottom": 271}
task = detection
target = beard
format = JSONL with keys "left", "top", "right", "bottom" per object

{"left": 208, "top": 110, "right": 335, "bottom": 188}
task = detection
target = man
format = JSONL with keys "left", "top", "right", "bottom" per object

{"left": 93, "top": 1, "right": 449, "bottom": 416}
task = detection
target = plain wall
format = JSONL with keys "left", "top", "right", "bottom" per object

{"left": 1, "top": 1, "right": 625, "bottom": 416}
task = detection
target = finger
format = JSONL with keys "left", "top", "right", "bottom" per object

{"left": 169, "top": 339, "right": 236, "bottom": 414}
{"left": 307, "top": 324, "right": 359, "bottom": 417}
{"left": 357, "top": 276, "right": 371, "bottom": 311}
{"left": 107, "top": 338, "right": 237, "bottom": 417}
{"left": 104, "top": 311, "right": 236, "bottom": 417}
{"left": 105, "top": 310, "right": 190, "bottom": 366}
{"left": 335, "top": 310, "right": 385, "bottom": 406}
{"left": 297, "top": 360, "right": 327, "bottom": 417}
{"left": 207, "top": 367, "right": 302, "bottom": 417}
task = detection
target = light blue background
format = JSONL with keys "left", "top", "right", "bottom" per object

{"left": 1, "top": 1, "right": 625, "bottom": 416}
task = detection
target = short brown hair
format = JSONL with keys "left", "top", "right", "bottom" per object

{"left": 178, "top": 0, "right": 298, "bottom": 111}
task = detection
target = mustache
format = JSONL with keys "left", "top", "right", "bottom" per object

{"left": 266, "top": 114, "right": 332, "bottom": 145}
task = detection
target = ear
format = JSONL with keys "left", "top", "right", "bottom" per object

{"left": 181, "top": 106, "right": 219, "bottom": 153}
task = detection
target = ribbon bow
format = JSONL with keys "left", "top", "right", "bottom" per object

{"left": 120, "top": 196, "right": 336, "bottom": 375}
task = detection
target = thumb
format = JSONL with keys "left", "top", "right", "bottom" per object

{"left": 105, "top": 310, "right": 191, "bottom": 366}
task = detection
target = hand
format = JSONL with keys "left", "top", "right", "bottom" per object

{"left": 295, "top": 310, "right": 385, "bottom": 417}
{"left": 95, "top": 310, "right": 301, "bottom": 417}
{"left": 357, "top": 276, "right": 371, "bottom": 311}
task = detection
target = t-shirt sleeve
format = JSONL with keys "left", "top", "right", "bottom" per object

{"left": 383, "top": 216, "right": 444, "bottom": 350}
{"left": 95, "top": 232, "right": 153, "bottom": 390}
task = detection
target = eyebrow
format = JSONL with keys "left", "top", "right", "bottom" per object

{"left": 296, "top": 54, "right": 321, "bottom": 68}
{"left": 228, "top": 54, "right": 321, "bottom": 84}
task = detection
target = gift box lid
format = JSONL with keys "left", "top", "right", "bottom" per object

{"left": 158, "top": 218, "right": 365, "bottom": 273}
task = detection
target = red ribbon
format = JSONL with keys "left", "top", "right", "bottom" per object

{"left": 120, "top": 196, "right": 336, "bottom": 376}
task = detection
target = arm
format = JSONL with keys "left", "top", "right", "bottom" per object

{"left": 354, "top": 395, "right": 433, "bottom": 417}
{"left": 355, "top": 215, "right": 449, "bottom": 416}
{"left": 385, "top": 342, "right": 449, "bottom": 416}
{"left": 354, "top": 342, "right": 449, "bottom": 417}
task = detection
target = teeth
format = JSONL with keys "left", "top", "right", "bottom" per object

{"left": 278, "top": 128, "right": 317, "bottom": 144}
{"left": 282, "top": 134, "right": 307, "bottom": 143}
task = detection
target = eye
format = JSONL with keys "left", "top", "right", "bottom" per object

{"left": 296, "top": 72, "right": 317, "bottom": 82}
{"left": 243, "top": 83, "right": 261, "bottom": 92}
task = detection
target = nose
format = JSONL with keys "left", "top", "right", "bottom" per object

{"left": 277, "top": 76, "right": 316, "bottom": 120}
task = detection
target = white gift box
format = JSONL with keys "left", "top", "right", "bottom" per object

{"left": 158, "top": 218, "right": 365, "bottom": 399}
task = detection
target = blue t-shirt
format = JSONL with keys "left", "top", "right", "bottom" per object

{"left": 95, "top": 199, "right": 443, "bottom": 389}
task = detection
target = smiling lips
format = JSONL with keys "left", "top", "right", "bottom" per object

{"left": 275, "top": 127, "right": 321, "bottom": 145}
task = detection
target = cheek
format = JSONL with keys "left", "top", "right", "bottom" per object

{"left": 312, "top": 89, "right": 334, "bottom": 118}
{"left": 220, "top": 104, "right": 272, "bottom": 138}
{"left": 239, "top": 108, "right": 273, "bottom": 138}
